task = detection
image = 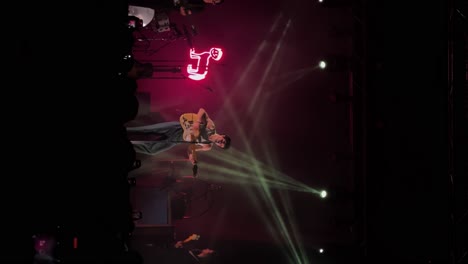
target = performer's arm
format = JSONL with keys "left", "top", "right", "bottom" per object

{"left": 187, "top": 144, "right": 212, "bottom": 164}
{"left": 193, "top": 108, "right": 215, "bottom": 131}
{"left": 196, "top": 108, "right": 209, "bottom": 123}
{"left": 174, "top": 241, "right": 184, "bottom": 248}
{"left": 196, "top": 144, "right": 212, "bottom": 152}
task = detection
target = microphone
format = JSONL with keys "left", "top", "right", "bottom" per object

{"left": 190, "top": 25, "right": 198, "bottom": 36}
{"left": 192, "top": 164, "right": 198, "bottom": 177}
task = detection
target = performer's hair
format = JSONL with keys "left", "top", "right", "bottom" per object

{"left": 222, "top": 135, "right": 231, "bottom": 150}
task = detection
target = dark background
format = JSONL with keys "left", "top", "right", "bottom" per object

{"left": 2, "top": 0, "right": 467, "bottom": 263}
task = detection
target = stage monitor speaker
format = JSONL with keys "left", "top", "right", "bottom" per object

{"left": 130, "top": 187, "right": 172, "bottom": 226}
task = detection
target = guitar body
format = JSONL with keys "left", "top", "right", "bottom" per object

{"left": 179, "top": 113, "right": 200, "bottom": 166}
{"left": 179, "top": 113, "right": 200, "bottom": 140}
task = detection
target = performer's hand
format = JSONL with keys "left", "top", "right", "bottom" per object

{"left": 189, "top": 153, "right": 197, "bottom": 165}
{"left": 174, "top": 241, "right": 184, "bottom": 248}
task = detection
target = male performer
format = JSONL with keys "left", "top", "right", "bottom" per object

{"left": 127, "top": 108, "right": 231, "bottom": 165}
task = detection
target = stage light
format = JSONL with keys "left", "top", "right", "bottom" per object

{"left": 319, "top": 60, "right": 326, "bottom": 69}
{"left": 318, "top": 0, "right": 323, "bottom": 2}
{"left": 319, "top": 248, "right": 324, "bottom": 253}
{"left": 318, "top": 55, "right": 351, "bottom": 72}
{"left": 320, "top": 190, "right": 327, "bottom": 198}
{"left": 128, "top": 5, "right": 155, "bottom": 27}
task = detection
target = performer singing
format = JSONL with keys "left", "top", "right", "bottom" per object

{"left": 127, "top": 108, "right": 231, "bottom": 166}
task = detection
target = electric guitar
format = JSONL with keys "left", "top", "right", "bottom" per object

{"left": 179, "top": 113, "right": 200, "bottom": 175}
{"left": 179, "top": 113, "right": 201, "bottom": 140}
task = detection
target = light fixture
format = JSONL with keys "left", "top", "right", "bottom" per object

{"left": 320, "top": 190, "right": 327, "bottom": 198}
{"left": 319, "top": 60, "right": 327, "bottom": 69}
{"left": 318, "top": 55, "right": 351, "bottom": 72}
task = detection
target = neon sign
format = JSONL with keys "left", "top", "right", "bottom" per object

{"left": 187, "top": 47, "right": 223, "bottom": 81}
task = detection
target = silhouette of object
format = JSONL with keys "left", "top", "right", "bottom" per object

{"left": 128, "top": 177, "right": 137, "bottom": 186}
{"left": 113, "top": 77, "right": 140, "bottom": 124}
{"left": 330, "top": 152, "right": 354, "bottom": 162}
{"left": 329, "top": 93, "right": 353, "bottom": 103}
{"left": 128, "top": 60, "right": 154, "bottom": 79}
{"left": 171, "top": 192, "right": 190, "bottom": 220}
{"left": 129, "top": 160, "right": 141, "bottom": 172}
{"left": 132, "top": 210, "right": 143, "bottom": 220}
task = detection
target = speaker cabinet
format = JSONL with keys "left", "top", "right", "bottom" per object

{"left": 130, "top": 187, "right": 172, "bottom": 226}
